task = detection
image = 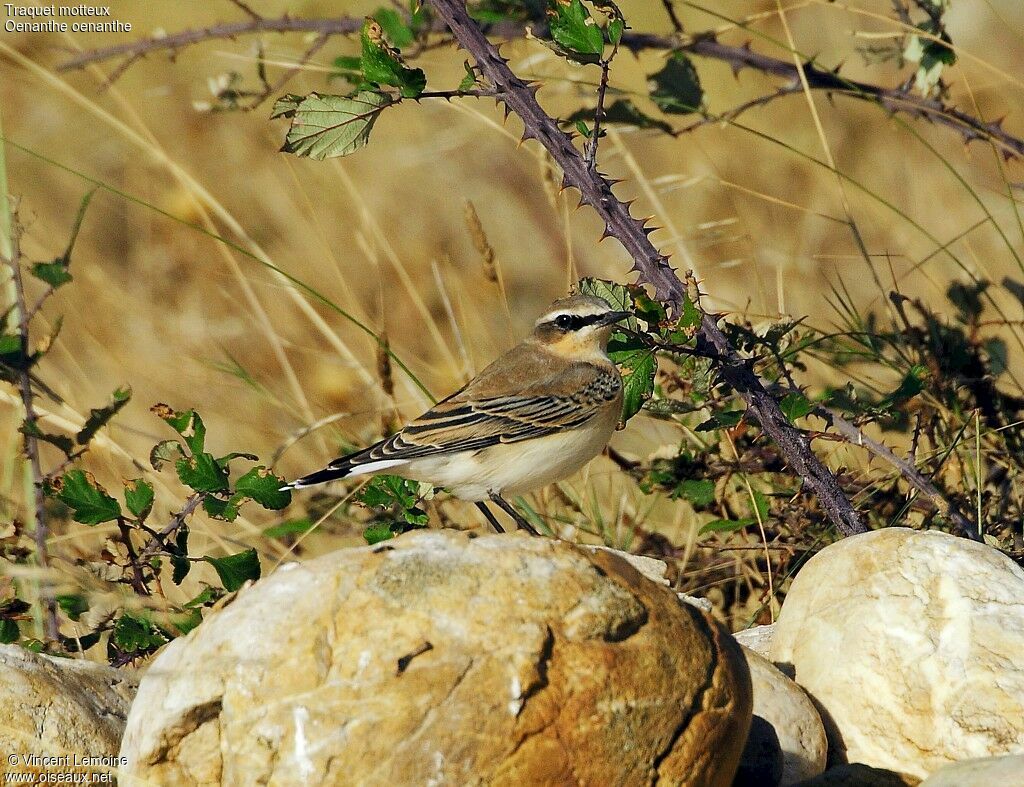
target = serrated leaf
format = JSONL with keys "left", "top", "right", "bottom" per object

{"left": 361, "top": 17, "right": 426, "bottom": 97}
{"left": 649, "top": 53, "right": 703, "bottom": 115}
{"left": 176, "top": 453, "right": 229, "bottom": 493}
{"left": 150, "top": 439, "right": 184, "bottom": 471}
{"left": 55, "top": 469, "right": 121, "bottom": 525}
{"left": 152, "top": 405, "right": 205, "bottom": 454}
{"left": 205, "top": 548, "right": 261, "bottom": 592}
{"left": 112, "top": 612, "right": 166, "bottom": 654}
{"left": 780, "top": 392, "right": 815, "bottom": 422}
{"left": 263, "top": 518, "right": 316, "bottom": 539}
{"left": 548, "top": 0, "right": 605, "bottom": 63}
{"left": 373, "top": 6, "right": 414, "bottom": 47}
{"left": 202, "top": 494, "right": 241, "bottom": 522}
{"left": 56, "top": 593, "right": 89, "bottom": 621}
{"left": 675, "top": 478, "right": 715, "bottom": 507}
{"left": 77, "top": 386, "right": 131, "bottom": 446}
{"left": 577, "top": 278, "right": 639, "bottom": 332}
{"left": 235, "top": 466, "right": 291, "bottom": 510}
{"left": 618, "top": 349, "right": 657, "bottom": 423}
{"left": 269, "top": 93, "right": 304, "bottom": 118}
{"left": 699, "top": 517, "right": 756, "bottom": 535}
{"left": 279, "top": 91, "right": 392, "bottom": 160}
{"left": 216, "top": 451, "right": 259, "bottom": 469}
{"left": 331, "top": 55, "right": 364, "bottom": 85}
{"left": 124, "top": 479, "right": 154, "bottom": 520}
{"left": 31, "top": 260, "right": 73, "bottom": 289}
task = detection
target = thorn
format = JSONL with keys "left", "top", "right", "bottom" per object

{"left": 990, "top": 116, "right": 1007, "bottom": 132}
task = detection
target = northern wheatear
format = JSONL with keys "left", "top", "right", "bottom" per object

{"left": 286, "top": 294, "right": 630, "bottom": 532}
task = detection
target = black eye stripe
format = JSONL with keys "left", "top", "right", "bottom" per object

{"left": 550, "top": 313, "right": 604, "bottom": 331}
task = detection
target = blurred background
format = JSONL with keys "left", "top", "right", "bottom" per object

{"left": 2, "top": 0, "right": 1023, "bottom": 628}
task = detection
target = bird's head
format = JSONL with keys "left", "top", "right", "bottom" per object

{"left": 531, "top": 295, "right": 631, "bottom": 360}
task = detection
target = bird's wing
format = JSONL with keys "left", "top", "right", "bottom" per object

{"left": 336, "top": 358, "right": 620, "bottom": 468}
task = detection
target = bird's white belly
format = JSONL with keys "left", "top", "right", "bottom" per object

{"left": 398, "top": 416, "right": 617, "bottom": 502}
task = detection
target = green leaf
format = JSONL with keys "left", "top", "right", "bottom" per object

{"left": 0, "top": 333, "right": 20, "bottom": 355}
{"left": 675, "top": 478, "right": 715, "bottom": 508}
{"left": 112, "top": 612, "right": 166, "bottom": 654}
{"left": 548, "top": 0, "right": 605, "bottom": 63}
{"left": 176, "top": 453, "right": 229, "bottom": 493}
{"left": 263, "top": 518, "right": 316, "bottom": 539}
{"left": 270, "top": 93, "right": 304, "bottom": 118}
{"left": 0, "top": 619, "right": 18, "bottom": 644}
{"left": 205, "top": 548, "right": 261, "bottom": 592}
{"left": 150, "top": 439, "right": 185, "bottom": 471}
{"left": 202, "top": 494, "right": 241, "bottom": 522}
{"left": 618, "top": 349, "right": 657, "bottom": 423}
{"left": 877, "top": 365, "right": 928, "bottom": 410}
{"left": 458, "top": 60, "right": 479, "bottom": 92}
{"left": 577, "top": 278, "right": 639, "bottom": 332}
{"left": 359, "top": 476, "right": 430, "bottom": 525}
{"left": 235, "top": 466, "right": 291, "bottom": 510}
{"left": 171, "top": 527, "right": 191, "bottom": 585}
{"left": 279, "top": 91, "right": 392, "bottom": 160}
{"left": 56, "top": 593, "right": 89, "bottom": 621}
{"left": 31, "top": 260, "right": 73, "bottom": 289}
{"left": 373, "top": 6, "right": 414, "bottom": 47}
{"left": 780, "top": 392, "right": 815, "bottom": 422}
{"left": 363, "top": 522, "right": 395, "bottom": 545}
{"left": 123, "top": 479, "right": 155, "bottom": 520}
{"left": 55, "top": 470, "right": 121, "bottom": 525}
{"left": 361, "top": 17, "right": 426, "bottom": 97}
{"left": 649, "top": 53, "right": 703, "bottom": 114}
{"left": 152, "top": 405, "right": 206, "bottom": 454}
{"left": 76, "top": 386, "right": 131, "bottom": 446}
{"left": 699, "top": 517, "right": 756, "bottom": 535}
{"left": 216, "top": 451, "right": 259, "bottom": 469}
{"left": 695, "top": 409, "right": 744, "bottom": 432}
{"left": 575, "top": 119, "right": 591, "bottom": 137}
{"left": 330, "top": 55, "right": 364, "bottom": 85}
{"left": 752, "top": 490, "right": 770, "bottom": 521}
{"left": 607, "top": 16, "right": 623, "bottom": 45}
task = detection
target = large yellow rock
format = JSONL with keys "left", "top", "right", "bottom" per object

{"left": 120, "top": 531, "right": 752, "bottom": 786}
{"left": 770, "top": 528, "right": 1024, "bottom": 779}
{"left": 0, "top": 645, "right": 137, "bottom": 781}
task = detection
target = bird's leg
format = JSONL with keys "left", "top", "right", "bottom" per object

{"left": 489, "top": 492, "right": 540, "bottom": 536}
{"left": 475, "top": 501, "right": 506, "bottom": 534}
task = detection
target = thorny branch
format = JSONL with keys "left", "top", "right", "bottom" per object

{"left": 138, "top": 492, "right": 204, "bottom": 562}
{"left": 2, "top": 212, "right": 60, "bottom": 640}
{"left": 54, "top": 10, "right": 1024, "bottom": 161}
{"left": 427, "top": 0, "right": 867, "bottom": 537}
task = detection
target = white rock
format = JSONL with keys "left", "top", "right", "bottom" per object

{"left": 920, "top": 753, "right": 1024, "bottom": 786}
{"left": 735, "top": 624, "right": 775, "bottom": 658}
{"left": 743, "top": 646, "right": 828, "bottom": 785}
{"left": 770, "top": 528, "right": 1024, "bottom": 779}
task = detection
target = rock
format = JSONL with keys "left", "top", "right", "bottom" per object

{"left": 742, "top": 647, "right": 828, "bottom": 785}
{"left": 793, "top": 763, "right": 920, "bottom": 786}
{"left": 121, "top": 531, "right": 753, "bottom": 786}
{"left": 734, "top": 624, "right": 774, "bottom": 658}
{"left": 770, "top": 528, "right": 1024, "bottom": 779}
{"left": 734, "top": 714, "right": 784, "bottom": 787}
{"left": 0, "top": 645, "right": 137, "bottom": 781}
{"left": 586, "top": 545, "right": 672, "bottom": 585}
{"left": 919, "top": 754, "right": 1024, "bottom": 786}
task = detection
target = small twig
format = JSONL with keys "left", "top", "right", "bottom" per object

{"left": 138, "top": 493, "right": 205, "bottom": 561}
{"left": 117, "top": 519, "right": 150, "bottom": 596}
{"left": 228, "top": 0, "right": 262, "bottom": 21}
{"left": 661, "top": 0, "right": 685, "bottom": 34}
{"left": 244, "top": 32, "right": 331, "bottom": 110}
{"left": 3, "top": 212, "right": 59, "bottom": 641}
{"left": 585, "top": 57, "right": 612, "bottom": 170}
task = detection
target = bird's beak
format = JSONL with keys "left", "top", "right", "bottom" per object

{"left": 599, "top": 310, "right": 632, "bottom": 326}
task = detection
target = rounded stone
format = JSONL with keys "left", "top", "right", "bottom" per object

{"left": 770, "top": 527, "right": 1024, "bottom": 779}
{"left": 120, "top": 531, "right": 753, "bottom": 785}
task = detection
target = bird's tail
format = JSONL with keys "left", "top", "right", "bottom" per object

{"left": 282, "top": 443, "right": 408, "bottom": 491}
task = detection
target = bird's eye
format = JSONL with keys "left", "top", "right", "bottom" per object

{"left": 554, "top": 314, "right": 574, "bottom": 330}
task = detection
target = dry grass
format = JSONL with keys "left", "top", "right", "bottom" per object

{"left": 1, "top": 0, "right": 1023, "bottom": 635}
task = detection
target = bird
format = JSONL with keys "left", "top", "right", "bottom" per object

{"left": 285, "top": 294, "right": 631, "bottom": 533}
